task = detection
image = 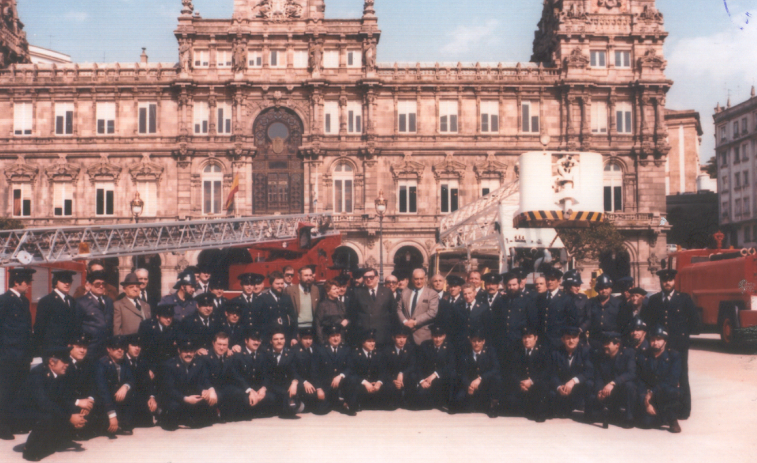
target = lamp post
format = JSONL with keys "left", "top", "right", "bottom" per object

{"left": 375, "top": 190, "right": 387, "bottom": 283}
{"left": 131, "top": 192, "right": 144, "bottom": 269}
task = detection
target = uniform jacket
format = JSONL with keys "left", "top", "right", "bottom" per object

{"left": 549, "top": 345, "right": 594, "bottom": 390}
{"left": 459, "top": 346, "right": 501, "bottom": 388}
{"left": 312, "top": 344, "right": 350, "bottom": 390}
{"left": 397, "top": 287, "right": 439, "bottom": 345}
{"left": 314, "top": 298, "right": 347, "bottom": 344}
{"left": 179, "top": 313, "right": 219, "bottom": 351}
{"left": 0, "top": 289, "right": 33, "bottom": 361}
{"left": 216, "top": 321, "right": 245, "bottom": 350}
{"left": 160, "top": 356, "right": 211, "bottom": 404}
{"left": 581, "top": 295, "right": 623, "bottom": 342}
{"left": 417, "top": 340, "right": 456, "bottom": 382}
{"left": 33, "top": 291, "right": 78, "bottom": 354}
{"left": 158, "top": 293, "right": 197, "bottom": 323}
{"left": 536, "top": 290, "right": 579, "bottom": 348}
{"left": 436, "top": 294, "right": 461, "bottom": 334}
{"left": 635, "top": 348, "right": 681, "bottom": 397}
{"left": 13, "top": 364, "right": 77, "bottom": 422}
{"left": 125, "top": 354, "right": 155, "bottom": 399}
{"left": 113, "top": 297, "right": 150, "bottom": 336}
{"left": 137, "top": 318, "right": 179, "bottom": 371}
{"left": 64, "top": 357, "right": 96, "bottom": 401}
{"left": 233, "top": 293, "right": 260, "bottom": 327}
{"left": 381, "top": 343, "right": 417, "bottom": 383}
{"left": 293, "top": 345, "right": 316, "bottom": 384}
{"left": 94, "top": 356, "right": 135, "bottom": 415}
{"left": 231, "top": 348, "right": 272, "bottom": 392}
{"left": 508, "top": 345, "right": 550, "bottom": 388}
{"left": 284, "top": 284, "right": 321, "bottom": 321}
{"left": 253, "top": 291, "right": 298, "bottom": 341}
{"left": 642, "top": 291, "right": 700, "bottom": 349}
{"left": 201, "top": 350, "right": 236, "bottom": 391}
{"left": 450, "top": 300, "right": 491, "bottom": 350}
{"left": 268, "top": 348, "right": 301, "bottom": 394}
{"left": 593, "top": 347, "right": 636, "bottom": 392}
{"left": 349, "top": 286, "right": 396, "bottom": 346}
{"left": 347, "top": 347, "right": 386, "bottom": 384}
{"left": 570, "top": 292, "right": 590, "bottom": 324}
{"left": 490, "top": 291, "right": 537, "bottom": 352}
{"left": 75, "top": 292, "right": 114, "bottom": 353}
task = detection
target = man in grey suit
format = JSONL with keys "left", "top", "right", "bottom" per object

{"left": 397, "top": 268, "right": 439, "bottom": 346}
{"left": 75, "top": 270, "right": 114, "bottom": 360}
{"left": 114, "top": 273, "right": 150, "bottom": 336}
{"left": 348, "top": 268, "right": 395, "bottom": 348}
{"left": 284, "top": 265, "right": 321, "bottom": 331}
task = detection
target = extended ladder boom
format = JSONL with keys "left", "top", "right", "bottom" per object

{"left": 0, "top": 213, "right": 335, "bottom": 267}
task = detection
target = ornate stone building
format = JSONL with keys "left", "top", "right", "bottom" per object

{"left": 0, "top": 0, "right": 677, "bottom": 294}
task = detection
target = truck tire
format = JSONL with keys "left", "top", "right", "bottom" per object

{"left": 720, "top": 313, "right": 736, "bottom": 347}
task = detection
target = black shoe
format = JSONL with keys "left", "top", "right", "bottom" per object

{"left": 116, "top": 429, "right": 133, "bottom": 436}
{"left": 278, "top": 414, "right": 300, "bottom": 420}
{"left": 0, "top": 431, "right": 14, "bottom": 441}
{"left": 161, "top": 423, "right": 179, "bottom": 432}
{"left": 669, "top": 419, "right": 682, "bottom": 433}
{"left": 535, "top": 415, "right": 547, "bottom": 423}
{"left": 23, "top": 453, "right": 42, "bottom": 462}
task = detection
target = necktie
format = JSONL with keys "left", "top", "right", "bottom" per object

{"left": 546, "top": 292, "right": 552, "bottom": 302}
{"left": 370, "top": 289, "right": 376, "bottom": 301}
{"left": 467, "top": 303, "right": 472, "bottom": 312}
{"left": 410, "top": 290, "right": 419, "bottom": 316}
{"left": 367, "top": 351, "right": 372, "bottom": 360}
{"left": 489, "top": 296, "right": 493, "bottom": 305}
{"left": 276, "top": 354, "right": 281, "bottom": 364}
{"left": 141, "top": 291, "right": 147, "bottom": 302}
{"left": 98, "top": 296, "right": 105, "bottom": 313}
{"left": 340, "top": 296, "right": 344, "bottom": 303}
{"left": 135, "top": 299, "right": 144, "bottom": 319}
{"left": 115, "top": 363, "right": 121, "bottom": 379}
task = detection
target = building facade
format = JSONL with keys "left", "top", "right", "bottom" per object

{"left": 713, "top": 88, "right": 757, "bottom": 249}
{"left": 0, "top": 0, "right": 677, "bottom": 294}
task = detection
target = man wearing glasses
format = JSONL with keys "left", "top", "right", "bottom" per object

{"left": 350, "top": 269, "right": 395, "bottom": 349}
{"left": 384, "top": 275, "right": 402, "bottom": 302}
{"left": 282, "top": 266, "right": 295, "bottom": 287}
{"left": 76, "top": 270, "right": 115, "bottom": 360}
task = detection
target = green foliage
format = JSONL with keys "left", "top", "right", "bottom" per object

{"left": 0, "top": 218, "right": 23, "bottom": 230}
{"left": 667, "top": 201, "right": 719, "bottom": 249}
{"left": 556, "top": 221, "right": 626, "bottom": 263}
{"left": 704, "top": 156, "right": 717, "bottom": 179}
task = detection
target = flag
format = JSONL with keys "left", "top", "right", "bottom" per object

{"left": 224, "top": 174, "right": 239, "bottom": 212}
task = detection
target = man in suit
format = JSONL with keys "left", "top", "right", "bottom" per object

{"left": 33, "top": 269, "right": 78, "bottom": 355}
{"left": 437, "top": 275, "right": 465, "bottom": 335}
{"left": 94, "top": 335, "right": 136, "bottom": 437}
{"left": 268, "top": 327, "right": 302, "bottom": 419}
{"left": 134, "top": 268, "right": 156, "bottom": 314}
{"left": 12, "top": 347, "right": 86, "bottom": 462}
{"left": 233, "top": 273, "right": 266, "bottom": 327}
{"left": 159, "top": 271, "right": 197, "bottom": 323}
{"left": 180, "top": 293, "right": 220, "bottom": 355}
{"left": 159, "top": 340, "right": 215, "bottom": 431}
{"left": 430, "top": 273, "right": 447, "bottom": 300}
{"left": 76, "top": 270, "right": 115, "bottom": 360}
{"left": 200, "top": 331, "right": 237, "bottom": 422}
{"left": 641, "top": 269, "right": 699, "bottom": 420}
{"left": 253, "top": 271, "right": 298, "bottom": 345}
{"left": 549, "top": 326, "right": 594, "bottom": 418}
{"left": 114, "top": 273, "right": 150, "bottom": 336}
{"left": 581, "top": 274, "right": 624, "bottom": 350}
{"left": 490, "top": 272, "right": 536, "bottom": 368}
{"left": 504, "top": 327, "right": 549, "bottom": 422}
{"left": 208, "top": 278, "right": 227, "bottom": 311}
{"left": 282, "top": 266, "right": 295, "bottom": 288}
{"left": 284, "top": 265, "right": 321, "bottom": 332}
{"left": 450, "top": 284, "right": 490, "bottom": 355}
{"left": 195, "top": 263, "right": 213, "bottom": 295}
{"left": 453, "top": 329, "right": 502, "bottom": 418}
{"left": 73, "top": 260, "right": 119, "bottom": 300}
{"left": 384, "top": 274, "right": 402, "bottom": 303}
{"left": 312, "top": 324, "right": 350, "bottom": 415}
{"left": 230, "top": 328, "right": 275, "bottom": 419}
{"left": 536, "top": 268, "right": 579, "bottom": 350}
{"left": 397, "top": 268, "right": 439, "bottom": 346}
{"left": 587, "top": 332, "right": 637, "bottom": 428}
{"left": 123, "top": 334, "right": 158, "bottom": 428}
{"left": 636, "top": 325, "right": 683, "bottom": 433}
{"left": 382, "top": 325, "right": 416, "bottom": 410}
{"left": 349, "top": 268, "right": 396, "bottom": 349}
{"left": 414, "top": 325, "right": 456, "bottom": 412}
{"left": 0, "top": 267, "right": 36, "bottom": 440}
{"left": 345, "top": 329, "right": 387, "bottom": 414}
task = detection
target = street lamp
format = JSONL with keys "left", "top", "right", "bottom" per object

{"left": 375, "top": 190, "right": 387, "bottom": 283}
{"left": 130, "top": 192, "right": 144, "bottom": 270}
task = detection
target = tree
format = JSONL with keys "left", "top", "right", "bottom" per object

{"left": 704, "top": 156, "right": 717, "bottom": 179}
{"left": 555, "top": 221, "right": 626, "bottom": 263}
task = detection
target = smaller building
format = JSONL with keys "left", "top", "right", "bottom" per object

{"left": 29, "top": 45, "right": 72, "bottom": 65}
{"left": 664, "top": 109, "right": 703, "bottom": 195}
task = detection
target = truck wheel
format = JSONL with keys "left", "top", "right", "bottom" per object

{"left": 720, "top": 314, "right": 736, "bottom": 347}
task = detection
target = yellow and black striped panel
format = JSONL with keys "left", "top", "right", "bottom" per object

{"left": 513, "top": 211, "right": 605, "bottom": 228}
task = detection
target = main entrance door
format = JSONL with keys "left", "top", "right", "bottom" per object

{"left": 252, "top": 108, "right": 304, "bottom": 215}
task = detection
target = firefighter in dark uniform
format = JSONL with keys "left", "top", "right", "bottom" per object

{"left": 536, "top": 268, "right": 579, "bottom": 350}
{"left": 208, "top": 278, "right": 227, "bottom": 311}
{"left": 504, "top": 326, "right": 550, "bottom": 422}
{"left": 200, "top": 331, "right": 237, "bottom": 422}
{"left": 312, "top": 324, "right": 350, "bottom": 415}
{"left": 233, "top": 273, "right": 266, "bottom": 327}
{"left": 159, "top": 340, "right": 215, "bottom": 431}
{"left": 93, "top": 335, "right": 136, "bottom": 436}
{"left": 587, "top": 331, "right": 637, "bottom": 428}
{"left": 267, "top": 326, "right": 302, "bottom": 419}
{"left": 123, "top": 334, "right": 158, "bottom": 427}
{"left": 636, "top": 325, "right": 683, "bottom": 433}
{"left": 581, "top": 274, "right": 624, "bottom": 350}
{"left": 345, "top": 329, "right": 387, "bottom": 415}
{"left": 382, "top": 325, "right": 417, "bottom": 410}
{"left": 490, "top": 271, "right": 536, "bottom": 368}
{"left": 0, "top": 267, "right": 36, "bottom": 440}
{"left": 293, "top": 327, "right": 318, "bottom": 413}
{"left": 12, "top": 346, "right": 86, "bottom": 462}
{"left": 562, "top": 270, "right": 589, "bottom": 331}
{"left": 414, "top": 325, "right": 456, "bottom": 412}
{"left": 159, "top": 271, "right": 197, "bottom": 323}
{"left": 641, "top": 269, "right": 699, "bottom": 419}
{"left": 549, "top": 326, "right": 594, "bottom": 418}
{"left": 451, "top": 284, "right": 491, "bottom": 356}
{"left": 437, "top": 275, "right": 465, "bottom": 335}
{"left": 481, "top": 272, "right": 503, "bottom": 309}
{"left": 230, "top": 328, "right": 275, "bottom": 419}
{"left": 33, "top": 269, "right": 78, "bottom": 355}
{"left": 65, "top": 332, "right": 98, "bottom": 439}
{"left": 138, "top": 302, "right": 180, "bottom": 376}
{"left": 179, "top": 293, "right": 220, "bottom": 354}
{"left": 216, "top": 300, "right": 245, "bottom": 353}
{"left": 628, "top": 317, "right": 650, "bottom": 353}
{"left": 254, "top": 271, "right": 298, "bottom": 344}
{"left": 453, "top": 328, "right": 502, "bottom": 418}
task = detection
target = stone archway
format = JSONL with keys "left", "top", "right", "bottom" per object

{"left": 252, "top": 107, "right": 305, "bottom": 215}
{"left": 393, "top": 245, "right": 425, "bottom": 275}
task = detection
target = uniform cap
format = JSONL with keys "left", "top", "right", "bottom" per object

{"left": 543, "top": 267, "right": 564, "bottom": 280}
{"left": 238, "top": 273, "right": 265, "bottom": 286}
{"left": 323, "top": 324, "right": 343, "bottom": 336}
{"left": 649, "top": 325, "right": 668, "bottom": 339}
{"left": 601, "top": 331, "right": 622, "bottom": 344}
{"left": 509, "top": 267, "right": 528, "bottom": 280}
{"left": 69, "top": 332, "right": 93, "bottom": 346}
{"left": 194, "top": 292, "right": 216, "bottom": 307}
{"left": 173, "top": 271, "right": 197, "bottom": 289}
{"left": 299, "top": 327, "right": 315, "bottom": 338}
{"left": 656, "top": 269, "right": 677, "bottom": 281}
{"left": 106, "top": 335, "right": 128, "bottom": 349}
{"left": 154, "top": 302, "right": 176, "bottom": 317}
{"left": 617, "top": 276, "right": 635, "bottom": 291}
{"left": 560, "top": 326, "right": 581, "bottom": 336}
{"left": 393, "top": 325, "right": 413, "bottom": 337}
{"left": 629, "top": 287, "right": 648, "bottom": 296}
{"left": 178, "top": 339, "right": 197, "bottom": 351}
{"left": 208, "top": 278, "right": 225, "bottom": 291}
{"left": 244, "top": 327, "right": 263, "bottom": 340}
{"left": 446, "top": 275, "right": 465, "bottom": 287}
{"left": 430, "top": 325, "right": 447, "bottom": 336}
{"left": 44, "top": 346, "right": 72, "bottom": 363}
{"left": 594, "top": 274, "right": 614, "bottom": 290}
{"left": 360, "top": 329, "right": 377, "bottom": 342}
{"left": 468, "top": 328, "right": 486, "bottom": 340}
{"left": 521, "top": 326, "right": 538, "bottom": 337}
{"left": 482, "top": 272, "right": 502, "bottom": 285}
{"left": 223, "top": 300, "right": 243, "bottom": 314}
{"left": 9, "top": 267, "right": 36, "bottom": 281}
{"left": 125, "top": 334, "right": 142, "bottom": 346}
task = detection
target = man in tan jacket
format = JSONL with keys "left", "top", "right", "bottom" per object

{"left": 397, "top": 268, "right": 439, "bottom": 346}
{"left": 284, "top": 265, "right": 321, "bottom": 331}
{"left": 113, "top": 273, "right": 150, "bottom": 335}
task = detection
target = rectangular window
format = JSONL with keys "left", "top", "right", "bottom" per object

{"left": 217, "top": 102, "right": 232, "bottom": 135}
{"left": 735, "top": 172, "right": 741, "bottom": 188}
{"left": 439, "top": 100, "right": 458, "bottom": 133}
{"left": 398, "top": 100, "right": 417, "bottom": 133}
{"left": 95, "top": 184, "right": 115, "bottom": 216}
{"left": 334, "top": 179, "right": 353, "bottom": 213}
{"left": 481, "top": 179, "right": 500, "bottom": 197}
{"left": 96, "top": 102, "right": 116, "bottom": 135}
{"left": 194, "top": 102, "right": 209, "bottom": 135}
{"left": 734, "top": 121, "right": 740, "bottom": 137}
{"left": 734, "top": 146, "right": 741, "bottom": 164}
{"left": 521, "top": 101, "right": 540, "bottom": 133}
{"left": 742, "top": 117, "right": 748, "bottom": 134}
{"left": 720, "top": 152, "right": 727, "bottom": 167}
{"left": 216, "top": 50, "right": 232, "bottom": 68}
{"left": 346, "top": 50, "right": 361, "bottom": 68}
{"left": 194, "top": 50, "right": 209, "bottom": 68}
{"left": 54, "top": 103, "right": 74, "bottom": 135}
{"left": 13, "top": 102, "right": 32, "bottom": 136}
{"left": 745, "top": 197, "right": 751, "bottom": 217}
{"left": 323, "top": 50, "right": 339, "bottom": 69}
{"left": 590, "top": 50, "right": 606, "bottom": 68}
{"left": 745, "top": 171, "right": 750, "bottom": 186}
{"left": 136, "top": 181, "right": 157, "bottom": 217}
{"left": 603, "top": 186, "right": 622, "bottom": 212}
{"left": 324, "top": 101, "right": 339, "bottom": 135}
{"left": 722, "top": 176, "right": 728, "bottom": 191}
{"left": 615, "top": 50, "right": 631, "bottom": 68}
{"left": 270, "top": 50, "right": 285, "bottom": 68}
{"left": 12, "top": 184, "right": 31, "bottom": 217}
{"left": 248, "top": 51, "right": 262, "bottom": 68}
{"left": 398, "top": 180, "right": 417, "bottom": 214}
{"left": 735, "top": 198, "right": 742, "bottom": 217}
{"left": 480, "top": 101, "right": 499, "bottom": 133}
{"left": 347, "top": 102, "right": 362, "bottom": 134}
{"left": 53, "top": 182, "right": 73, "bottom": 217}
{"left": 293, "top": 50, "right": 308, "bottom": 68}
{"left": 138, "top": 103, "right": 157, "bottom": 134}
{"left": 440, "top": 181, "right": 459, "bottom": 214}
{"left": 591, "top": 101, "right": 608, "bottom": 134}
{"left": 616, "top": 102, "right": 633, "bottom": 134}
{"left": 720, "top": 126, "right": 727, "bottom": 141}
{"left": 722, "top": 201, "right": 729, "bottom": 218}
{"left": 743, "top": 143, "right": 750, "bottom": 161}
{"left": 203, "top": 180, "right": 222, "bottom": 215}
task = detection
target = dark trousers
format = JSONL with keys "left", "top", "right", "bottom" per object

{"left": 346, "top": 378, "right": 389, "bottom": 411}
{"left": 161, "top": 399, "right": 215, "bottom": 429}
{"left": 269, "top": 387, "right": 301, "bottom": 417}
{"left": 96, "top": 395, "right": 137, "bottom": 432}
{"left": 132, "top": 393, "right": 157, "bottom": 427}
{"left": 587, "top": 382, "right": 637, "bottom": 423}
{"left": 0, "top": 358, "right": 28, "bottom": 434}
{"left": 549, "top": 382, "right": 590, "bottom": 417}
{"left": 679, "top": 348, "right": 691, "bottom": 418}
{"left": 226, "top": 387, "right": 276, "bottom": 420}
{"left": 453, "top": 376, "right": 503, "bottom": 413}
{"left": 17, "top": 410, "right": 73, "bottom": 460}
{"left": 297, "top": 382, "right": 319, "bottom": 413}
{"left": 638, "top": 387, "right": 681, "bottom": 428}
{"left": 313, "top": 380, "right": 347, "bottom": 415}
{"left": 504, "top": 381, "right": 549, "bottom": 419}
{"left": 383, "top": 375, "right": 412, "bottom": 410}
{"left": 411, "top": 377, "right": 452, "bottom": 410}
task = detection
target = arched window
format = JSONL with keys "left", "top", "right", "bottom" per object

{"left": 333, "top": 162, "right": 354, "bottom": 213}
{"left": 202, "top": 164, "right": 223, "bottom": 215}
{"left": 603, "top": 162, "right": 623, "bottom": 212}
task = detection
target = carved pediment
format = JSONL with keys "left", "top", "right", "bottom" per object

{"left": 128, "top": 162, "right": 164, "bottom": 182}
{"left": 4, "top": 163, "right": 39, "bottom": 182}
{"left": 86, "top": 161, "right": 122, "bottom": 183}
{"left": 390, "top": 155, "right": 425, "bottom": 180}
{"left": 638, "top": 49, "right": 666, "bottom": 70}
{"left": 637, "top": 5, "right": 663, "bottom": 22}
{"left": 45, "top": 163, "right": 81, "bottom": 182}
{"left": 474, "top": 156, "right": 508, "bottom": 180}
{"left": 565, "top": 48, "right": 589, "bottom": 69}
{"left": 432, "top": 155, "right": 466, "bottom": 180}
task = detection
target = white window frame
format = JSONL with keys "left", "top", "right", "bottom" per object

{"left": 398, "top": 100, "right": 417, "bottom": 134}
{"left": 332, "top": 163, "right": 354, "bottom": 214}
{"left": 521, "top": 101, "right": 540, "bottom": 133}
{"left": 481, "top": 179, "right": 500, "bottom": 197}
{"left": 398, "top": 180, "right": 418, "bottom": 214}
{"left": 742, "top": 142, "right": 750, "bottom": 161}
{"left": 216, "top": 49, "right": 232, "bottom": 68}
{"left": 323, "top": 50, "right": 339, "bottom": 69}
{"left": 735, "top": 198, "right": 742, "bottom": 217}
{"left": 347, "top": 102, "right": 362, "bottom": 134}
{"left": 13, "top": 102, "right": 32, "bottom": 136}
{"left": 440, "top": 180, "right": 459, "bottom": 214}
{"left": 346, "top": 50, "right": 362, "bottom": 68}
{"left": 614, "top": 50, "right": 631, "bottom": 68}
{"left": 324, "top": 101, "right": 339, "bottom": 135}
{"left": 216, "top": 102, "right": 232, "bottom": 136}
{"left": 269, "top": 49, "right": 285, "bottom": 68}
{"left": 591, "top": 101, "right": 608, "bottom": 134}
{"left": 53, "top": 182, "right": 73, "bottom": 217}
{"left": 293, "top": 50, "right": 308, "bottom": 68}
{"left": 603, "top": 163, "right": 623, "bottom": 212}
{"left": 95, "top": 182, "right": 115, "bottom": 217}
{"left": 138, "top": 102, "right": 157, "bottom": 135}
{"left": 439, "top": 100, "right": 458, "bottom": 134}
{"left": 136, "top": 181, "right": 157, "bottom": 217}
{"left": 194, "top": 49, "right": 209, "bottom": 68}
{"left": 616, "top": 102, "right": 633, "bottom": 134}
{"left": 11, "top": 183, "right": 32, "bottom": 217}
{"left": 96, "top": 102, "right": 116, "bottom": 135}
{"left": 193, "top": 102, "right": 209, "bottom": 135}
{"left": 590, "top": 50, "right": 606, "bottom": 68}
{"left": 54, "top": 102, "right": 74, "bottom": 136}
{"left": 248, "top": 51, "right": 263, "bottom": 68}
{"left": 745, "top": 197, "right": 752, "bottom": 217}
{"left": 480, "top": 101, "right": 499, "bottom": 134}
{"left": 202, "top": 164, "right": 223, "bottom": 215}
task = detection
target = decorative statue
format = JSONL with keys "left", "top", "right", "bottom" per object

{"left": 309, "top": 42, "right": 323, "bottom": 73}
{"left": 232, "top": 41, "right": 247, "bottom": 73}
{"left": 179, "top": 41, "right": 192, "bottom": 72}
{"left": 363, "top": 40, "right": 376, "bottom": 70}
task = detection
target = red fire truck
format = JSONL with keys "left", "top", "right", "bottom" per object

{"left": 665, "top": 236, "right": 757, "bottom": 347}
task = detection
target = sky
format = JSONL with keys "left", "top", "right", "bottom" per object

{"left": 15, "top": 0, "right": 757, "bottom": 163}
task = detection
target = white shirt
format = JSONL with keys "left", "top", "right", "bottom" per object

{"left": 548, "top": 288, "right": 559, "bottom": 299}
{"left": 54, "top": 289, "right": 69, "bottom": 301}
{"left": 9, "top": 288, "right": 21, "bottom": 298}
